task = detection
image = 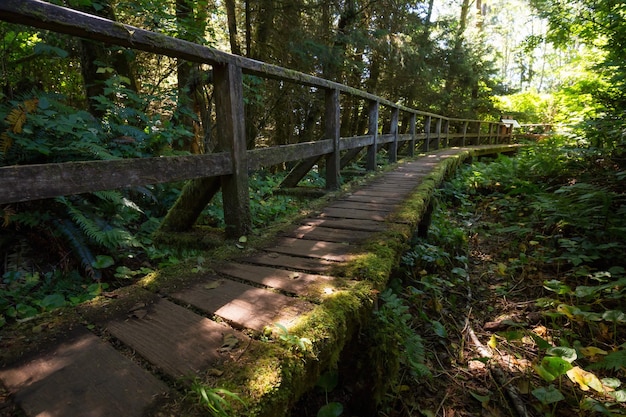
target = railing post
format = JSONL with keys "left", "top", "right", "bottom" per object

{"left": 476, "top": 121, "right": 482, "bottom": 145}
{"left": 434, "top": 117, "right": 442, "bottom": 150}
{"left": 389, "top": 107, "right": 399, "bottom": 163}
{"left": 409, "top": 113, "right": 416, "bottom": 157}
{"left": 462, "top": 120, "right": 469, "bottom": 146}
{"left": 213, "top": 63, "right": 251, "bottom": 238}
{"left": 423, "top": 115, "right": 431, "bottom": 152}
{"left": 366, "top": 100, "right": 379, "bottom": 171}
{"left": 325, "top": 88, "right": 341, "bottom": 190}
{"left": 443, "top": 119, "right": 450, "bottom": 148}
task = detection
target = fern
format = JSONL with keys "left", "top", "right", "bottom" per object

{"left": 376, "top": 289, "right": 430, "bottom": 378}
{"left": 589, "top": 349, "right": 626, "bottom": 372}
{"left": 54, "top": 219, "right": 99, "bottom": 280}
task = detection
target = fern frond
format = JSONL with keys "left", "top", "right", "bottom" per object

{"left": 54, "top": 219, "right": 100, "bottom": 280}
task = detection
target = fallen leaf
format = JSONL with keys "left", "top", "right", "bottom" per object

{"left": 219, "top": 333, "right": 240, "bottom": 352}
{"left": 207, "top": 368, "right": 224, "bottom": 377}
{"left": 205, "top": 280, "right": 224, "bottom": 290}
{"left": 567, "top": 366, "right": 605, "bottom": 392}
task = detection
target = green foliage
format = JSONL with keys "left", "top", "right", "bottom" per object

{"left": 189, "top": 381, "right": 246, "bottom": 417}
{"left": 0, "top": 270, "right": 107, "bottom": 327}
{"left": 374, "top": 289, "right": 430, "bottom": 379}
{"left": 274, "top": 323, "right": 312, "bottom": 354}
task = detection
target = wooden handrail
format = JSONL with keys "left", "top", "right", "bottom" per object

{"left": 0, "top": 0, "right": 515, "bottom": 236}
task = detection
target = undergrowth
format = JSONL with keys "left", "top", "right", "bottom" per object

{"left": 387, "top": 138, "right": 626, "bottom": 416}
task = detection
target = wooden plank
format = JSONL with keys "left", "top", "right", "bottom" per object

{"left": 0, "top": 328, "right": 168, "bottom": 417}
{"left": 216, "top": 262, "right": 333, "bottom": 297}
{"left": 366, "top": 100, "right": 379, "bottom": 171}
{"left": 321, "top": 207, "right": 387, "bottom": 221}
{"left": 350, "top": 189, "right": 412, "bottom": 199}
{"left": 106, "top": 299, "right": 231, "bottom": 378}
{"left": 242, "top": 252, "right": 336, "bottom": 273}
{"left": 248, "top": 140, "right": 333, "bottom": 170}
{"left": 338, "top": 135, "right": 374, "bottom": 151}
{"left": 344, "top": 194, "right": 404, "bottom": 204}
{"left": 214, "top": 63, "right": 251, "bottom": 237}
{"left": 326, "top": 201, "right": 395, "bottom": 212}
{"left": 302, "top": 217, "right": 387, "bottom": 232}
{"left": 0, "top": 152, "right": 231, "bottom": 204}
{"left": 389, "top": 108, "right": 399, "bottom": 163}
{"left": 267, "top": 238, "right": 353, "bottom": 262}
{"left": 282, "top": 224, "right": 372, "bottom": 243}
{"left": 325, "top": 89, "right": 341, "bottom": 190}
{"left": 171, "top": 278, "right": 314, "bottom": 332}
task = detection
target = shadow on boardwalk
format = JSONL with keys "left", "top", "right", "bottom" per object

{"left": 0, "top": 145, "right": 522, "bottom": 417}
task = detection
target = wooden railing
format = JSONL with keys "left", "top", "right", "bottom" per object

{"left": 0, "top": 0, "right": 514, "bottom": 237}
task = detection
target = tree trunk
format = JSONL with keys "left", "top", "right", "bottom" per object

{"left": 225, "top": 0, "right": 242, "bottom": 55}
{"left": 78, "top": 0, "right": 138, "bottom": 117}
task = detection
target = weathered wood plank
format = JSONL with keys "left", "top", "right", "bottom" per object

{"left": 171, "top": 278, "right": 314, "bottom": 331}
{"left": 344, "top": 194, "right": 404, "bottom": 204}
{"left": 242, "top": 252, "right": 336, "bottom": 273}
{"left": 282, "top": 224, "right": 373, "bottom": 243}
{"left": 366, "top": 100, "right": 379, "bottom": 171}
{"left": 0, "top": 328, "right": 168, "bottom": 417}
{"left": 214, "top": 63, "right": 251, "bottom": 237}
{"left": 338, "top": 135, "right": 375, "bottom": 151}
{"left": 321, "top": 207, "right": 387, "bottom": 221}
{"left": 248, "top": 140, "right": 334, "bottom": 170}
{"left": 325, "top": 89, "right": 341, "bottom": 190}
{"left": 326, "top": 201, "right": 395, "bottom": 212}
{"left": 0, "top": 153, "right": 231, "bottom": 204}
{"left": 302, "top": 217, "right": 387, "bottom": 232}
{"left": 267, "top": 238, "right": 353, "bottom": 262}
{"left": 106, "top": 299, "right": 230, "bottom": 378}
{"left": 216, "top": 262, "right": 333, "bottom": 297}
{"left": 389, "top": 108, "right": 399, "bottom": 163}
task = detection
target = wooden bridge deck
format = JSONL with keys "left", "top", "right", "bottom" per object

{"left": 0, "top": 145, "right": 520, "bottom": 417}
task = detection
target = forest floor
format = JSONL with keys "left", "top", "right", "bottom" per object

{"left": 387, "top": 213, "right": 547, "bottom": 417}
{"left": 293, "top": 146, "right": 626, "bottom": 417}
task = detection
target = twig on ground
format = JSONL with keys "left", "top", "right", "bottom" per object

{"left": 464, "top": 317, "right": 531, "bottom": 417}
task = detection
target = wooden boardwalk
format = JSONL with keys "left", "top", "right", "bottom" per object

{"left": 0, "top": 145, "right": 519, "bottom": 417}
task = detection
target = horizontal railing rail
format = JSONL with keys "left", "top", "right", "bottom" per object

{"left": 0, "top": 0, "right": 515, "bottom": 236}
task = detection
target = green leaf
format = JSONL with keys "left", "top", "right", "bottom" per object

{"left": 602, "top": 310, "right": 626, "bottom": 323}
{"left": 431, "top": 320, "right": 447, "bottom": 338}
{"left": 316, "top": 371, "right": 339, "bottom": 392}
{"left": 469, "top": 391, "right": 491, "bottom": 407}
{"left": 92, "top": 255, "right": 115, "bottom": 269}
{"left": 451, "top": 267, "right": 468, "bottom": 278}
{"left": 317, "top": 402, "right": 343, "bottom": 417}
{"left": 532, "top": 385, "right": 564, "bottom": 405}
{"left": 16, "top": 303, "right": 38, "bottom": 319}
{"left": 601, "top": 378, "right": 621, "bottom": 389}
{"left": 534, "top": 357, "right": 573, "bottom": 382}
{"left": 610, "top": 390, "right": 626, "bottom": 403}
{"left": 40, "top": 293, "right": 66, "bottom": 310}
{"left": 547, "top": 346, "right": 577, "bottom": 362}
{"left": 543, "top": 279, "right": 571, "bottom": 295}
{"left": 530, "top": 334, "right": 552, "bottom": 350}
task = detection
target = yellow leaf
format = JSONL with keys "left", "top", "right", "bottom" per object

{"left": 488, "top": 334, "right": 498, "bottom": 349}
{"left": 497, "top": 263, "right": 507, "bottom": 276}
{"left": 0, "top": 132, "right": 13, "bottom": 153}
{"left": 24, "top": 98, "right": 39, "bottom": 113}
{"left": 566, "top": 366, "right": 605, "bottom": 393}
{"left": 7, "top": 107, "right": 26, "bottom": 134}
{"left": 580, "top": 346, "right": 608, "bottom": 358}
